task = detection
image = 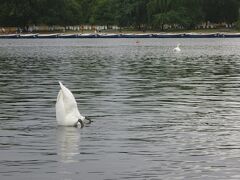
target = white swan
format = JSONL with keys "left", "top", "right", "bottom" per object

{"left": 173, "top": 43, "right": 181, "bottom": 52}
{"left": 56, "top": 82, "right": 91, "bottom": 127}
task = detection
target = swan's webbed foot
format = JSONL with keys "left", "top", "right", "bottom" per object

{"left": 85, "top": 116, "right": 92, "bottom": 124}
{"left": 78, "top": 119, "right": 84, "bottom": 128}
{"left": 73, "top": 119, "right": 84, "bottom": 128}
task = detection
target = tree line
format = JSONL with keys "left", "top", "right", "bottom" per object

{"left": 0, "top": 0, "right": 239, "bottom": 30}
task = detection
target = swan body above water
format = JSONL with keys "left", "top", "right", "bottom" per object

{"left": 56, "top": 82, "right": 91, "bottom": 127}
{"left": 173, "top": 44, "right": 181, "bottom": 52}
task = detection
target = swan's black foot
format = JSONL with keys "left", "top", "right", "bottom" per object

{"left": 85, "top": 116, "right": 93, "bottom": 124}
{"left": 73, "top": 119, "right": 84, "bottom": 128}
{"left": 78, "top": 119, "right": 84, "bottom": 128}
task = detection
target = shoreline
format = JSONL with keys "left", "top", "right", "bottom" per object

{"left": 1, "top": 31, "right": 240, "bottom": 39}
{"left": 0, "top": 27, "right": 240, "bottom": 35}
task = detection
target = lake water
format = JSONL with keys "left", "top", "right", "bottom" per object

{"left": 1, "top": 38, "right": 240, "bottom": 180}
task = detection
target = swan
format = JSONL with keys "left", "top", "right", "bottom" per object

{"left": 56, "top": 81, "right": 91, "bottom": 127}
{"left": 173, "top": 43, "right": 181, "bottom": 52}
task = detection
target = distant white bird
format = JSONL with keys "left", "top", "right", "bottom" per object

{"left": 56, "top": 82, "right": 91, "bottom": 127}
{"left": 173, "top": 43, "right": 181, "bottom": 52}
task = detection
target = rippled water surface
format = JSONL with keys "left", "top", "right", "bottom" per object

{"left": 1, "top": 38, "right": 240, "bottom": 179}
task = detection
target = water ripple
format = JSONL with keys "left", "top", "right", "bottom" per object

{"left": 0, "top": 38, "right": 240, "bottom": 179}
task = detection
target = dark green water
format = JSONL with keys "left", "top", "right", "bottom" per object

{"left": 1, "top": 38, "right": 240, "bottom": 180}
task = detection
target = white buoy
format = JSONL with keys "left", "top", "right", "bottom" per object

{"left": 173, "top": 43, "right": 181, "bottom": 52}
{"left": 56, "top": 82, "right": 91, "bottom": 127}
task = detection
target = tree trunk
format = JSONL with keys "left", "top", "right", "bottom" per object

{"left": 161, "top": 23, "right": 164, "bottom": 31}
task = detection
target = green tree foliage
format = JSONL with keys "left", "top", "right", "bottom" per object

{"left": 0, "top": 0, "right": 40, "bottom": 26}
{"left": 0, "top": 0, "right": 239, "bottom": 30}
{"left": 90, "top": 0, "right": 116, "bottom": 25}
{"left": 147, "top": 0, "right": 180, "bottom": 30}
{"left": 114, "top": 0, "right": 135, "bottom": 27}
{"left": 178, "top": 0, "right": 204, "bottom": 28}
{"left": 202, "top": 0, "right": 239, "bottom": 24}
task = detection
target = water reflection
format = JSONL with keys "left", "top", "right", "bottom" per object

{"left": 56, "top": 127, "right": 80, "bottom": 163}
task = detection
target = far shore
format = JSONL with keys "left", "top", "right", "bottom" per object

{"left": 0, "top": 28, "right": 240, "bottom": 35}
